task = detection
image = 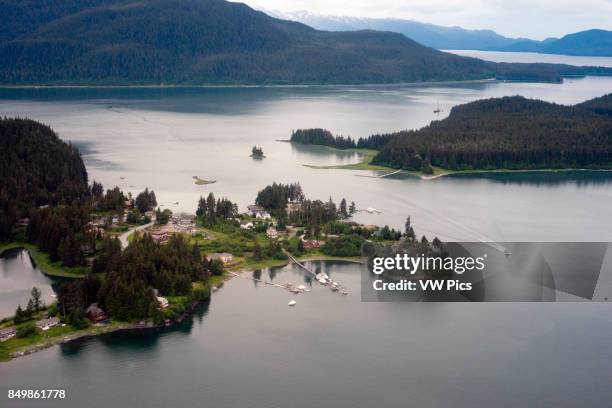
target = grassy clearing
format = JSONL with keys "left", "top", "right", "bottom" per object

{"left": 0, "top": 242, "right": 88, "bottom": 278}
{"left": 0, "top": 321, "right": 131, "bottom": 362}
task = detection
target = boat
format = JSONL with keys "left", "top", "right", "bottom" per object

{"left": 434, "top": 101, "right": 441, "bottom": 114}
{"left": 288, "top": 300, "right": 297, "bottom": 306}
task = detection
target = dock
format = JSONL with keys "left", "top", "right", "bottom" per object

{"left": 228, "top": 272, "right": 308, "bottom": 294}
{"left": 284, "top": 252, "right": 349, "bottom": 295}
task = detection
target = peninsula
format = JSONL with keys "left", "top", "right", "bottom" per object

{"left": 292, "top": 93, "right": 612, "bottom": 177}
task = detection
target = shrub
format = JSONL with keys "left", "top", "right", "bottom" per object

{"left": 16, "top": 322, "right": 37, "bottom": 338}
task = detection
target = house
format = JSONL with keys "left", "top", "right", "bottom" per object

{"left": 150, "top": 230, "right": 169, "bottom": 243}
{"left": 240, "top": 221, "right": 254, "bottom": 230}
{"left": 286, "top": 202, "right": 301, "bottom": 215}
{"left": 173, "top": 212, "right": 196, "bottom": 225}
{"left": 36, "top": 317, "right": 60, "bottom": 331}
{"left": 0, "top": 326, "right": 16, "bottom": 342}
{"left": 247, "top": 205, "right": 271, "bottom": 219}
{"left": 86, "top": 303, "right": 109, "bottom": 323}
{"left": 207, "top": 253, "right": 234, "bottom": 264}
{"left": 266, "top": 227, "right": 278, "bottom": 239}
{"left": 157, "top": 296, "right": 169, "bottom": 309}
{"left": 301, "top": 239, "right": 322, "bottom": 249}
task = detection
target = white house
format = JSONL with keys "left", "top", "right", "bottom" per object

{"left": 207, "top": 253, "right": 234, "bottom": 264}
{"left": 36, "top": 317, "right": 60, "bottom": 331}
{"left": 247, "top": 205, "right": 271, "bottom": 219}
{"left": 157, "top": 296, "right": 169, "bottom": 309}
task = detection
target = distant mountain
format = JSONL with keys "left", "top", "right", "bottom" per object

{"left": 272, "top": 11, "right": 612, "bottom": 57}
{"left": 267, "top": 10, "right": 537, "bottom": 51}
{"left": 0, "top": 0, "right": 610, "bottom": 85}
{"left": 494, "top": 30, "right": 612, "bottom": 57}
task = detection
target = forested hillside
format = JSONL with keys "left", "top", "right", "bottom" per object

{"left": 0, "top": 118, "right": 88, "bottom": 238}
{"left": 371, "top": 95, "right": 612, "bottom": 171}
{"left": 1, "top": 0, "right": 611, "bottom": 84}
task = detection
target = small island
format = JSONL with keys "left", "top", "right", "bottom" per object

{"left": 193, "top": 176, "right": 216, "bottom": 185}
{"left": 250, "top": 145, "right": 265, "bottom": 159}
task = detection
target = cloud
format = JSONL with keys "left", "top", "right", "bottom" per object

{"left": 245, "top": 0, "right": 612, "bottom": 39}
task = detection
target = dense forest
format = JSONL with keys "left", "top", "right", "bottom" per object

{"left": 1, "top": 0, "right": 611, "bottom": 85}
{"left": 0, "top": 118, "right": 88, "bottom": 239}
{"left": 290, "top": 129, "right": 357, "bottom": 149}
{"left": 290, "top": 128, "right": 393, "bottom": 150}
{"left": 372, "top": 95, "right": 612, "bottom": 170}
{"left": 197, "top": 193, "right": 239, "bottom": 225}
{"left": 255, "top": 183, "right": 305, "bottom": 211}
{"left": 59, "top": 234, "right": 208, "bottom": 322}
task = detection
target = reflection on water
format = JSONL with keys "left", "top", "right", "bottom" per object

{"left": 440, "top": 170, "right": 612, "bottom": 186}
{"left": 290, "top": 142, "right": 365, "bottom": 166}
{"left": 0, "top": 248, "right": 60, "bottom": 318}
{"left": 2, "top": 261, "right": 611, "bottom": 408}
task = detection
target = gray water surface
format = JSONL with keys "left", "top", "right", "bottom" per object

{"left": 1, "top": 261, "right": 611, "bottom": 408}
{"left": 0, "top": 249, "right": 58, "bottom": 318}
{"left": 1, "top": 76, "right": 611, "bottom": 242}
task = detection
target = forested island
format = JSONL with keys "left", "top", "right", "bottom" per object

{"left": 292, "top": 94, "right": 612, "bottom": 174}
{"left": 1, "top": 0, "right": 612, "bottom": 85}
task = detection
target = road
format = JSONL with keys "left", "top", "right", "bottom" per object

{"left": 118, "top": 221, "right": 155, "bottom": 249}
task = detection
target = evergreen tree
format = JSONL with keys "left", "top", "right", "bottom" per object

{"left": 339, "top": 198, "right": 348, "bottom": 219}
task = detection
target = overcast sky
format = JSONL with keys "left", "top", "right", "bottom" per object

{"left": 245, "top": 0, "right": 612, "bottom": 40}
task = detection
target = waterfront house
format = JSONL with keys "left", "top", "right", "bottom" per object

{"left": 0, "top": 326, "right": 16, "bottom": 342}
{"left": 266, "top": 227, "right": 279, "bottom": 239}
{"left": 207, "top": 253, "right": 234, "bottom": 264}
{"left": 157, "top": 296, "right": 169, "bottom": 309}
{"left": 86, "top": 303, "right": 109, "bottom": 323}
{"left": 36, "top": 317, "right": 60, "bottom": 331}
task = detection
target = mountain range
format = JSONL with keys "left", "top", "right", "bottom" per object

{"left": 0, "top": 0, "right": 610, "bottom": 85}
{"left": 270, "top": 10, "right": 612, "bottom": 57}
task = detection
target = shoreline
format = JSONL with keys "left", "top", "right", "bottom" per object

{"left": 297, "top": 145, "right": 612, "bottom": 180}
{"left": 2, "top": 254, "right": 362, "bottom": 362}
{"left": 0, "top": 79, "right": 499, "bottom": 90}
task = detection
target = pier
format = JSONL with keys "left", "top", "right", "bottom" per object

{"left": 284, "top": 252, "right": 349, "bottom": 295}
{"left": 228, "top": 272, "right": 308, "bottom": 294}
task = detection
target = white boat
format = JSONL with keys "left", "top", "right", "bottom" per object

{"left": 288, "top": 300, "right": 297, "bottom": 306}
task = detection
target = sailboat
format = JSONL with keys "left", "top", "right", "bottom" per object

{"left": 433, "top": 101, "right": 441, "bottom": 114}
